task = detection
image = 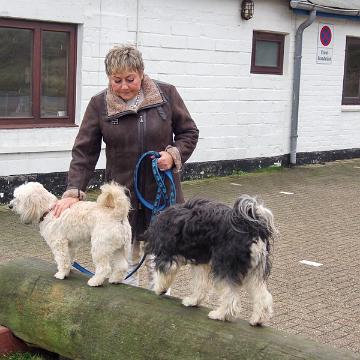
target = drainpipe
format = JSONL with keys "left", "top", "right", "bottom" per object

{"left": 135, "top": 0, "right": 140, "bottom": 47}
{"left": 289, "top": 8, "right": 316, "bottom": 166}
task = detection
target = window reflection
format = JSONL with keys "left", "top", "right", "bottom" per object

{"left": 255, "top": 41, "right": 279, "bottom": 67}
{"left": 344, "top": 44, "right": 360, "bottom": 98}
{"left": 41, "top": 31, "right": 69, "bottom": 117}
{"left": 0, "top": 27, "right": 32, "bottom": 117}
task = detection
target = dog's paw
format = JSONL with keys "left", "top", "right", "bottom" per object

{"left": 54, "top": 271, "right": 67, "bottom": 280}
{"left": 154, "top": 286, "right": 167, "bottom": 295}
{"left": 249, "top": 315, "right": 268, "bottom": 327}
{"left": 249, "top": 311, "right": 272, "bottom": 327}
{"left": 88, "top": 277, "right": 104, "bottom": 287}
{"left": 208, "top": 310, "right": 227, "bottom": 321}
{"left": 249, "top": 318, "right": 264, "bottom": 327}
{"left": 182, "top": 296, "right": 199, "bottom": 307}
{"left": 109, "top": 274, "right": 124, "bottom": 284}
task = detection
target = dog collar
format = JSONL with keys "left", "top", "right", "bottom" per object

{"left": 39, "top": 210, "right": 50, "bottom": 223}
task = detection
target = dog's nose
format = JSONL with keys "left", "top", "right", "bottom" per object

{"left": 8, "top": 204, "right": 13, "bottom": 210}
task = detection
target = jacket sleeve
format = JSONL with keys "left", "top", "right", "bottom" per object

{"left": 168, "top": 85, "right": 199, "bottom": 166}
{"left": 63, "top": 97, "right": 102, "bottom": 198}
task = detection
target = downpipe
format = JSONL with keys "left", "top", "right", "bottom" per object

{"left": 290, "top": 8, "right": 316, "bottom": 166}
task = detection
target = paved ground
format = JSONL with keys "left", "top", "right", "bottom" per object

{"left": 1, "top": 159, "right": 360, "bottom": 356}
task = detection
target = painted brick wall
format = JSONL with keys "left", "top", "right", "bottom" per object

{"left": 297, "top": 15, "right": 360, "bottom": 153}
{"left": 0, "top": 0, "right": 359, "bottom": 177}
{"left": 138, "top": 0, "right": 294, "bottom": 163}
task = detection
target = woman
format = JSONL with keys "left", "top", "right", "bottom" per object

{"left": 53, "top": 45, "right": 199, "bottom": 288}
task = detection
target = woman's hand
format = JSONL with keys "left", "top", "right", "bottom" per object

{"left": 157, "top": 151, "right": 174, "bottom": 171}
{"left": 51, "top": 197, "right": 79, "bottom": 218}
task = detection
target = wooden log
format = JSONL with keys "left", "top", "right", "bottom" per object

{"left": 0, "top": 258, "right": 357, "bottom": 360}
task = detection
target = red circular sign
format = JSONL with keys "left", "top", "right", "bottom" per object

{"left": 320, "top": 26, "right": 332, "bottom": 47}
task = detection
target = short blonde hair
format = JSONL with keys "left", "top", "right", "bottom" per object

{"left": 105, "top": 45, "right": 144, "bottom": 76}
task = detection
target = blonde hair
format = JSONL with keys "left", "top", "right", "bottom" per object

{"left": 105, "top": 45, "right": 144, "bottom": 76}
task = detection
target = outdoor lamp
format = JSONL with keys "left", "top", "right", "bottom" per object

{"left": 241, "top": 0, "right": 254, "bottom": 20}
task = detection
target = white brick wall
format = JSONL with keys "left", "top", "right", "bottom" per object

{"left": 0, "top": 0, "right": 359, "bottom": 176}
{"left": 297, "top": 15, "right": 360, "bottom": 152}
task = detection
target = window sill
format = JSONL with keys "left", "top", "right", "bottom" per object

{"left": 0, "top": 145, "right": 74, "bottom": 154}
{"left": 341, "top": 105, "right": 360, "bottom": 112}
{"left": 0, "top": 143, "right": 106, "bottom": 154}
{"left": 0, "top": 123, "right": 78, "bottom": 129}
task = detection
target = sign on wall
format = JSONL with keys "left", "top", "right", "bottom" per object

{"left": 317, "top": 23, "right": 334, "bottom": 64}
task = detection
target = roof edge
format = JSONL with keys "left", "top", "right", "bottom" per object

{"left": 290, "top": 0, "right": 360, "bottom": 17}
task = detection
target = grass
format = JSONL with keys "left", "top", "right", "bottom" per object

{"left": 232, "top": 164, "right": 284, "bottom": 176}
{"left": 1, "top": 353, "right": 44, "bottom": 360}
{"left": 184, "top": 164, "right": 285, "bottom": 186}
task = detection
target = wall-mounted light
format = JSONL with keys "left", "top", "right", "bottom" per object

{"left": 241, "top": 0, "right": 254, "bottom": 20}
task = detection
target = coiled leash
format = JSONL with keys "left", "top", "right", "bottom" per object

{"left": 72, "top": 151, "right": 176, "bottom": 280}
{"left": 124, "top": 150, "right": 176, "bottom": 280}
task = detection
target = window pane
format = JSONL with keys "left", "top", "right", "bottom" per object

{"left": 0, "top": 27, "right": 32, "bottom": 117}
{"left": 41, "top": 31, "right": 69, "bottom": 117}
{"left": 255, "top": 41, "right": 279, "bottom": 67}
{"left": 343, "top": 42, "right": 360, "bottom": 98}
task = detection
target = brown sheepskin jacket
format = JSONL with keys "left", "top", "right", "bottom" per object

{"left": 63, "top": 75, "right": 199, "bottom": 237}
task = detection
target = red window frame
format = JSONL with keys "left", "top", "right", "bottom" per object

{"left": 251, "top": 31, "right": 285, "bottom": 75}
{"left": 0, "top": 18, "right": 77, "bottom": 129}
{"left": 342, "top": 36, "right": 360, "bottom": 105}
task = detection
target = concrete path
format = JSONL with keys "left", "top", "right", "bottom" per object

{"left": 1, "top": 159, "right": 359, "bottom": 356}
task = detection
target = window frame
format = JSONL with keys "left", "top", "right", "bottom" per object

{"left": 0, "top": 18, "right": 77, "bottom": 129}
{"left": 251, "top": 31, "right": 285, "bottom": 75}
{"left": 342, "top": 36, "right": 360, "bottom": 106}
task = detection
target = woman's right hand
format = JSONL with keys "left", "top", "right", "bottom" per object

{"left": 51, "top": 197, "right": 79, "bottom": 218}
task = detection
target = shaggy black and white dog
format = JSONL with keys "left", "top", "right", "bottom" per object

{"left": 143, "top": 195, "right": 276, "bottom": 326}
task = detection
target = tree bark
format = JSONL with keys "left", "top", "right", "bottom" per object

{"left": 0, "top": 258, "right": 357, "bottom": 360}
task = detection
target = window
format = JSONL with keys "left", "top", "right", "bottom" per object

{"left": 342, "top": 36, "right": 360, "bottom": 105}
{"left": 251, "top": 31, "right": 285, "bottom": 75}
{"left": 0, "top": 19, "right": 77, "bottom": 128}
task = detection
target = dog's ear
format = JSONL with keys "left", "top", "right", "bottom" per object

{"left": 18, "top": 183, "right": 49, "bottom": 224}
{"left": 20, "top": 193, "right": 42, "bottom": 224}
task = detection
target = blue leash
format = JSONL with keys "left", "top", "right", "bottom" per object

{"left": 124, "top": 151, "right": 176, "bottom": 280}
{"left": 133, "top": 151, "right": 176, "bottom": 216}
{"left": 72, "top": 262, "right": 94, "bottom": 277}
{"left": 72, "top": 150, "right": 176, "bottom": 279}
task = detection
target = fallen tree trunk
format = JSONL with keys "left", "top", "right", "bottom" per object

{"left": 0, "top": 258, "right": 357, "bottom": 360}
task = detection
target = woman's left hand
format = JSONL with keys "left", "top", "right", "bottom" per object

{"left": 157, "top": 151, "right": 174, "bottom": 171}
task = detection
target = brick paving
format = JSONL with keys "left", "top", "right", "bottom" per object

{"left": 1, "top": 159, "right": 360, "bottom": 356}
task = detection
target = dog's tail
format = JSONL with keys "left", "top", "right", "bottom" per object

{"left": 231, "top": 195, "right": 276, "bottom": 240}
{"left": 97, "top": 181, "right": 131, "bottom": 220}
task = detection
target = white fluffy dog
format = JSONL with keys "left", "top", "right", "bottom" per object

{"left": 9, "top": 181, "right": 131, "bottom": 287}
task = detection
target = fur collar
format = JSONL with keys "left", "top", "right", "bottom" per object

{"left": 106, "top": 74, "right": 165, "bottom": 117}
